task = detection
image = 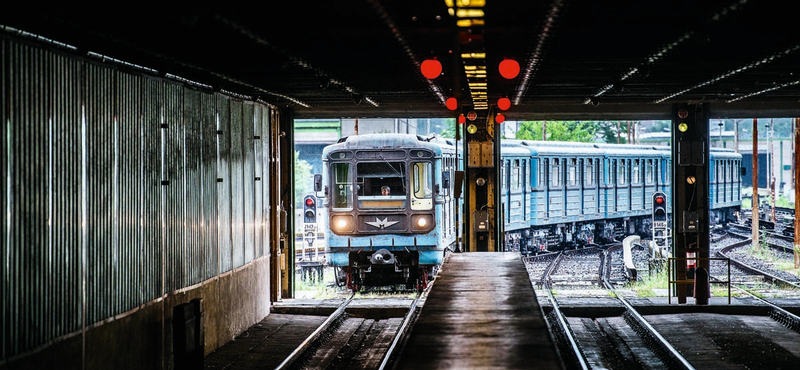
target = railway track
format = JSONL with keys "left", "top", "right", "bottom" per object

{"left": 274, "top": 290, "right": 424, "bottom": 370}
{"left": 528, "top": 247, "right": 693, "bottom": 370}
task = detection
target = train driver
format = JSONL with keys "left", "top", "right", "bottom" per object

{"left": 381, "top": 186, "right": 391, "bottom": 196}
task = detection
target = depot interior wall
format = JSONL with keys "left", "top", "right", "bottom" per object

{"left": 1, "top": 35, "right": 273, "bottom": 369}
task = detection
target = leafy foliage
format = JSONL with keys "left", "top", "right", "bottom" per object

{"left": 295, "top": 150, "right": 313, "bottom": 208}
{"left": 513, "top": 120, "right": 629, "bottom": 143}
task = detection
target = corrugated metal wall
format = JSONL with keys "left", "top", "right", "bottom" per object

{"left": 1, "top": 36, "right": 273, "bottom": 361}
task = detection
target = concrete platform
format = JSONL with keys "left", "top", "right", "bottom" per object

{"left": 392, "top": 252, "right": 565, "bottom": 370}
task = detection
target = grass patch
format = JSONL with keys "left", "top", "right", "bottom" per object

{"left": 631, "top": 268, "right": 668, "bottom": 297}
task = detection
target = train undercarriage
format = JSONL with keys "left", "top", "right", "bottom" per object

{"left": 335, "top": 249, "right": 436, "bottom": 291}
{"left": 513, "top": 206, "right": 740, "bottom": 255}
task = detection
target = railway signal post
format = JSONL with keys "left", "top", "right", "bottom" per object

{"left": 652, "top": 191, "right": 669, "bottom": 257}
{"left": 672, "top": 103, "right": 711, "bottom": 304}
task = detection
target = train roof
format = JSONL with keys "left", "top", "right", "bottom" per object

{"left": 504, "top": 139, "right": 671, "bottom": 157}
{"left": 321, "top": 133, "right": 454, "bottom": 157}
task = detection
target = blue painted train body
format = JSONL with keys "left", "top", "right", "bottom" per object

{"left": 318, "top": 134, "right": 743, "bottom": 288}
{"left": 319, "top": 134, "right": 458, "bottom": 289}
{"left": 500, "top": 140, "right": 742, "bottom": 253}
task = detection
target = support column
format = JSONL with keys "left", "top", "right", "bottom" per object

{"left": 794, "top": 118, "right": 799, "bottom": 268}
{"left": 280, "top": 107, "right": 295, "bottom": 298}
{"left": 671, "top": 103, "right": 710, "bottom": 304}
{"left": 464, "top": 110, "right": 497, "bottom": 252}
{"left": 752, "top": 119, "right": 759, "bottom": 250}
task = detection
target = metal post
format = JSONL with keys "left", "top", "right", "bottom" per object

{"left": 752, "top": 118, "right": 760, "bottom": 249}
{"left": 794, "top": 117, "right": 800, "bottom": 269}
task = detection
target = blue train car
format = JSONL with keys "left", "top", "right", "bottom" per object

{"left": 502, "top": 140, "right": 741, "bottom": 253}
{"left": 317, "top": 134, "right": 458, "bottom": 290}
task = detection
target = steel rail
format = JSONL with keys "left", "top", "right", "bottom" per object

{"left": 274, "top": 292, "right": 355, "bottom": 370}
{"left": 718, "top": 238, "right": 800, "bottom": 289}
{"left": 542, "top": 251, "right": 590, "bottom": 370}
{"left": 602, "top": 246, "right": 695, "bottom": 370}
{"left": 377, "top": 285, "right": 427, "bottom": 370}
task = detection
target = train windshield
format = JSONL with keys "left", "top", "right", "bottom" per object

{"left": 332, "top": 163, "right": 353, "bottom": 210}
{"left": 356, "top": 162, "right": 407, "bottom": 209}
{"left": 411, "top": 162, "right": 433, "bottom": 210}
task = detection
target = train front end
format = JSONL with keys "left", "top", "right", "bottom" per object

{"left": 318, "top": 135, "right": 447, "bottom": 290}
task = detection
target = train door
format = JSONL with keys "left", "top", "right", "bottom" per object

{"left": 616, "top": 158, "right": 630, "bottom": 214}
{"left": 583, "top": 158, "right": 598, "bottom": 215}
{"left": 645, "top": 159, "right": 656, "bottom": 210}
{"left": 566, "top": 158, "right": 580, "bottom": 216}
{"left": 548, "top": 158, "right": 564, "bottom": 218}
{"left": 631, "top": 159, "right": 643, "bottom": 211}
{"left": 502, "top": 159, "right": 510, "bottom": 224}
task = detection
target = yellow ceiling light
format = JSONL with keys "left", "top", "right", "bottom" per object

{"left": 456, "top": 9, "right": 484, "bottom": 18}
{"left": 461, "top": 52, "right": 486, "bottom": 59}
{"left": 448, "top": 8, "right": 455, "bottom": 16}
{"left": 444, "top": 0, "right": 454, "bottom": 7}
{"left": 457, "top": 19, "right": 485, "bottom": 27}
{"left": 459, "top": 0, "right": 485, "bottom": 6}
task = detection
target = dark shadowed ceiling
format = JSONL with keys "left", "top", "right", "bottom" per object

{"left": 2, "top": 0, "right": 799, "bottom": 120}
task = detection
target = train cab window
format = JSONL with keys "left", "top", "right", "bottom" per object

{"left": 617, "top": 159, "right": 628, "bottom": 186}
{"left": 355, "top": 161, "right": 406, "bottom": 209}
{"left": 632, "top": 159, "right": 641, "bottom": 185}
{"left": 584, "top": 159, "right": 595, "bottom": 187}
{"left": 332, "top": 163, "right": 353, "bottom": 210}
{"left": 567, "top": 159, "right": 578, "bottom": 187}
{"left": 411, "top": 162, "right": 433, "bottom": 210}
{"left": 550, "top": 158, "right": 561, "bottom": 188}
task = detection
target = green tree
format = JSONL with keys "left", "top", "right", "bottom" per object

{"left": 594, "top": 121, "right": 628, "bottom": 144}
{"left": 295, "top": 150, "right": 313, "bottom": 208}
{"left": 514, "top": 121, "right": 598, "bottom": 142}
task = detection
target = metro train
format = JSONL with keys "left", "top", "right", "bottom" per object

{"left": 316, "top": 134, "right": 459, "bottom": 290}
{"left": 499, "top": 140, "right": 743, "bottom": 254}
{"left": 315, "top": 134, "right": 743, "bottom": 290}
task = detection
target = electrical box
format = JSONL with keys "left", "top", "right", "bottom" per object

{"left": 468, "top": 142, "right": 494, "bottom": 168}
{"left": 474, "top": 210, "right": 489, "bottom": 231}
{"left": 682, "top": 211, "right": 699, "bottom": 233}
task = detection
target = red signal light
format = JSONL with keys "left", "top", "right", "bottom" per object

{"left": 446, "top": 97, "right": 458, "bottom": 110}
{"left": 458, "top": 114, "right": 466, "bottom": 124}
{"left": 305, "top": 198, "right": 314, "bottom": 206}
{"left": 420, "top": 59, "right": 442, "bottom": 79}
{"left": 655, "top": 196, "right": 664, "bottom": 204}
{"left": 495, "top": 113, "right": 505, "bottom": 123}
{"left": 499, "top": 58, "right": 520, "bottom": 79}
{"left": 497, "top": 97, "right": 511, "bottom": 111}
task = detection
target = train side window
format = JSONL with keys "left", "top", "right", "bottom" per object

{"left": 501, "top": 161, "right": 508, "bottom": 191}
{"left": 645, "top": 159, "right": 654, "bottom": 185}
{"left": 617, "top": 159, "right": 628, "bottom": 186}
{"left": 537, "top": 159, "right": 547, "bottom": 189}
{"left": 567, "top": 159, "right": 578, "bottom": 187}
{"left": 550, "top": 158, "right": 561, "bottom": 188}
{"left": 584, "top": 159, "right": 595, "bottom": 187}
{"left": 411, "top": 162, "right": 433, "bottom": 210}
{"left": 332, "top": 162, "right": 353, "bottom": 210}
{"left": 522, "top": 159, "right": 527, "bottom": 190}
{"left": 632, "top": 159, "right": 641, "bottom": 185}
{"left": 512, "top": 159, "right": 521, "bottom": 190}
{"left": 665, "top": 160, "right": 671, "bottom": 183}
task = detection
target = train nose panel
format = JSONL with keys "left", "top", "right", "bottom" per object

{"left": 369, "top": 248, "right": 396, "bottom": 265}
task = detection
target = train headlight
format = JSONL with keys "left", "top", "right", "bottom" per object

{"left": 331, "top": 215, "right": 355, "bottom": 233}
{"left": 411, "top": 214, "right": 434, "bottom": 232}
